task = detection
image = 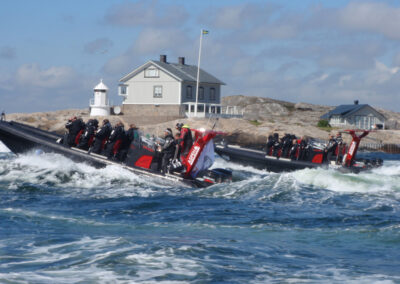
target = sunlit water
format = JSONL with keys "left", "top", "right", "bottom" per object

{"left": 0, "top": 143, "right": 399, "bottom": 283}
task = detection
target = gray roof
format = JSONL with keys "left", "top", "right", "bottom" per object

{"left": 320, "top": 104, "right": 385, "bottom": 120}
{"left": 120, "top": 60, "right": 225, "bottom": 85}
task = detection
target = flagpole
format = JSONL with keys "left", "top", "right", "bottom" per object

{"left": 195, "top": 29, "right": 203, "bottom": 117}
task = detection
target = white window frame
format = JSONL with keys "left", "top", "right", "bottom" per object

{"left": 153, "top": 85, "right": 163, "bottom": 98}
{"left": 144, "top": 67, "right": 160, "bottom": 78}
{"left": 120, "top": 85, "right": 127, "bottom": 95}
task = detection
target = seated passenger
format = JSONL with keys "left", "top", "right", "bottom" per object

{"left": 118, "top": 124, "right": 139, "bottom": 162}
{"left": 289, "top": 138, "right": 299, "bottom": 160}
{"left": 272, "top": 133, "right": 281, "bottom": 157}
{"left": 298, "top": 136, "right": 308, "bottom": 160}
{"left": 77, "top": 119, "right": 98, "bottom": 150}
{"left": 89, "top": 119, "right": 112, "bottom": 154}
{"left": 105, "top": 122, "right": 125, "bottom": 159}
{"left": 64, "top": 116, "right": 85, "bottom": 147}
{"left": 324, "top": 134, "right": 338, "bottom": 162}
{"left": 266, "top": 135, "right": 274, "bottom": 155}
{"left": 281, "top": 134, "right": 293, "bottom": 158}
{"left": 159, "top": 128, "right": 176, "bottom": 174}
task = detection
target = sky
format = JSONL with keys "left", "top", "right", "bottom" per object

{"left": 1, "top": 0, "right": 400, "bottom": 113}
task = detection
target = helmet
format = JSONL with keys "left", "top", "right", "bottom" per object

{"left": 176, "top": 123, "right": 183, "bottom": 130}
{"left": 182, "top": 124, "right": 190, "bottom": 128}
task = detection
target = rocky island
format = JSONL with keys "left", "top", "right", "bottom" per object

{"left": 5, "top": 95, "right": 400, "bottom": 152}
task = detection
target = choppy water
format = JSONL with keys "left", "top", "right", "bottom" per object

{"left": 0, "top": 143, "right": 399, "bottom": 283}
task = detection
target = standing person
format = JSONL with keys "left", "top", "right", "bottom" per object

{"left": 159, "top": 128, "right": 176, "bottom": 174}
{"left": 89, "top": 119, "right": 112, "bottom": 154}
{"left": 104, "top": 122, "right": 125, "bottom": 159}
{"left": 176, "top": 123, "right": 193, "bottom": 161}
{"left": 64, "top": 116, "right": 85, "bottom": 147}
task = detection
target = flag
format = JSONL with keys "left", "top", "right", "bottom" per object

{"left": 202, "top": 30, "right": 209, "bottom": 35}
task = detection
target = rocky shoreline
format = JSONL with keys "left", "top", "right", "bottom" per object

{"left": 4, "top": 96, "right": 400, "bottom": 152}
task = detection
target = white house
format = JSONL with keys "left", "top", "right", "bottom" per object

{"left": 320, "top": 101, "right": 386, "bottom": 129}
{"left": 118, "top": 55, "right": 225, "bottom": 118}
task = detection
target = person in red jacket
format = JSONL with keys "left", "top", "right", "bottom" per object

{"left": 176, "top": 123, "right": 193, "bottom": 161}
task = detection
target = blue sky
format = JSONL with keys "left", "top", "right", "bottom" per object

{"left": 1, "top": 0, "right": 400, "bottom": 113}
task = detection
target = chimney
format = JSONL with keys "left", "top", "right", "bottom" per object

{"left": 354, "top": 100, "right": 359, "bottom": 105}
{"left": 178, "top": 57, "right": 185, "bottom": 65}
{"left": 160, "top": 54, "right": 167, "bottom": 63}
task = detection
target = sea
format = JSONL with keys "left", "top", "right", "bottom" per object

{"left": 0, "top": 141, "right": 399, "bottom": 283}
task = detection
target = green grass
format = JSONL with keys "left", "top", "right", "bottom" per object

{"left": 249, "top": 120, "right": 262, "bottom": 126}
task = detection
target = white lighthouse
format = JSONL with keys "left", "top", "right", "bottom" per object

{"left": 90, "top": 79, "right": 110, "bottom": 116}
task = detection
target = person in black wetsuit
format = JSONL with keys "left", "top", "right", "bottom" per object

{"left": 104, "top": 122, "right": 125, "bottom": 159}
{"left": 298, "top": 136, "right": 309, "bottom": 160}
{"left": 118, "top": 123, "right": 139, "bottom": 162}
{"left": 159, "top": 128, "right": 176, "bottom": 174}
{"left": 266, "top": 135, "right": 274, "bottom": 155}
{"left": 64, "top": 116, "right": 85, "bottom": 147}
{"left": 289, "top": 137, "right": 299, "bottom": 160}
{"left": 272, "top": 133, "right": 281, "bottom": 157}
{"left": 77, "top": 119, "right": 98, "bottom": 150}
{"left": 281, "top": 134, "right": 293, "bottom": 158}
{"left": 324, "top": 134, "right": 338, "bottom": 162}
{"left": 89, "top": 119, "right": 112, "bottom": 154}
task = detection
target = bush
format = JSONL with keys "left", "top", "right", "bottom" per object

{"left": 317, "top": 119, "right": 330, "bottom": 128}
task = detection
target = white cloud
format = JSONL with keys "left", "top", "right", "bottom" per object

{"left": 366, "top": 61, "right": 400, "bottom": 84}
{"left": 16, "top": 64, "right": 77, "bottom": 89}
{"left": 105, "top": 0, "right": 188, "bottom": 27}
{"left": 338, "top": 2, "right": 400, "bottom": 39}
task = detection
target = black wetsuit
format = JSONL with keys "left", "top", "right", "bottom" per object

{"left": 64, "top": 119, "right": 85, "bottom": 147}
{"left": 178, "top": 127, "right": 193, "bottom": 159}
{"left": 324, "top": 138, "right": 338, "bottom": 162}
{"left": 90, "top": 122, "right": 112, "bottom": 154}
{"left": 289, "top": 142, "right": 298, "bottom": 160}
{"left": 281, "top": 134, "right": 293, "bottom": 158}
{"left": 118, "top": 127, "right": 139, "bottom": 162}
{"left": 161, "top": 134, "right": 176, "bottom": 173}
{"left": 266, "top": 135, "right": 274, "bottom": 155}
{"left": 105, "top": 125, "right": 125, "bottom": 159}
{"left": 77, "top": 121, "right": 96, "bottom": 150}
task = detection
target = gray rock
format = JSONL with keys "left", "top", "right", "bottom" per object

{"left": 295, "top": 102, "right": 313, "bottom": 111}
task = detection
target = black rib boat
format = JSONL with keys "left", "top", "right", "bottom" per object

{"left": 0, "top": 120, "right": 232, "bottom": 188}
{"left": 215, "top": 130, "right": 383, "bottom": 174}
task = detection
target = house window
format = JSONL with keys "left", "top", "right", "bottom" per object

{"left": 199, "top": 87, "right": 204, "bottom": 100}
{"left": 197, "top": 105, "right": 204, "bottom": 112}
{"left": 153, "top": 86, "right": 162, "bottom": 98}
{"left": 186, "top": 86, "right": 193, "bottom": 99}
{"left": 120, "top": 85, "right": 127, "bottom": 95}
{"left": 210, "top": 88, "right": 216, "bottom": 101}
{"left": 145, "top": 67, "right": 159, "bottom": 78}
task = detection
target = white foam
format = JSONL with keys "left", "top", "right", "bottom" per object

{"left": 292, "top": 162, "right": 400, "bottom": 194}
{"left": 0, "top": 151, "right": 174, "bottom": 198}
{"left": 0, "top": 140, "right": 10, "bottom": 152}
